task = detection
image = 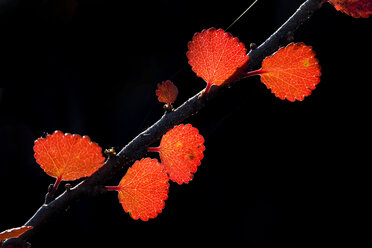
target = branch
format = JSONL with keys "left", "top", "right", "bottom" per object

{"left": 247, "top": 0, "right": 323, "bottom": 69}
{"left": 11, "top": 0, "right": 323, "bottom": 245}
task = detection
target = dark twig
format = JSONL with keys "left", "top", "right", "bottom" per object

{"left": 247, "top": 0, "right": 323, "bottom": 69}
{"left": 17, "top": 0, "right": 323, "bottom": 244}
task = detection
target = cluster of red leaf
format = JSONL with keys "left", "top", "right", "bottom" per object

{"left": 4, "top": 0, "right": 369, "bottom": 238}
{"left": 108, "top": 124, "right": 205, "bottom": 221}
{"left": 31, "top": 124, "right": 204, "bottom": 222}
{"left": 185, "top": 1, "right": 371, "bottom": 100}
{"left": 187, "top": 28, "right": 321, "bottom": 101}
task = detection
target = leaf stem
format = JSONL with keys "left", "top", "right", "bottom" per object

{"left": 204, "top": 82, "right": 214, "bottom": 96}
{"left": 105, "top": 186, "right": 121, "bottom": 191}
{"left": 147, "top": 147, "right": 161, "bottom": 152}
{"left": 50, "top": 176, "right": 62, "bottom": 195}
{"left": 243, "top": 68, "right": 265, "bottom": 78}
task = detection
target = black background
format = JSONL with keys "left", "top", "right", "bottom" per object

{"left": 0, "top": 0, "right": 370, "bottom": 247}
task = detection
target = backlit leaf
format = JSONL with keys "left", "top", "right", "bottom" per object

{"left": 156, "top": 80, "right": 178, "bottom": 105}
{"left": 328, "top": 0, "right": 372, "bottom": 18}
{"left": 187, "top": 28, "right": 249, "bottom": 93}
{"left": 259, "top": 43, "right": 321, "bottom": 101}
{"left": 115, "top": 158, "right": 169, "bottom": 221}
{"left": 34, "top": 131, "right": 105, "bottom": 181}
{"left": 158, "top": 124, "right": 205, "bottom": 184}
{"left": 0, "top": 226, "right": 33, "bottom": 243}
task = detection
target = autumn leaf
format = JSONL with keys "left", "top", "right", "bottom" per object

{"left": 148, "top": 124, "right": 205, "bottom": 184}
{"left": 328, "top": 0, "right": 372, "bottom": 18}
{"left": 187, "top": 28, "right": 249, "bottom": 95}
{"left": 106, "top": 158, "right": 169, "bottom": 221}
{"left": 34, "top": 131, "right": 105, "bottom": 187}
{"left": 245, "top": 43, "right": 321, "bottom": 102}
{"left": 0, "top": 226, "right": 33, "bottom": 243}
{"left": 156, "top": 80, "right": 178, "bottom": 106}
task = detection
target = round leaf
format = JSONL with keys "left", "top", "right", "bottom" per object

{"left": 34, "top": 131, "right": 105, "bottom": 181}
{"left": 156, "top": 80, "right": 178, "bottom": 105}
{"left": 260, "top": 43, "right": 321, "bottom": 101}
{"left": 117, "top": 158, "right": 169, "bottom": 221}
{"left": 159, "top": 124, "right": 205, "bottom": 184}
{"left": 187, "top": 28, "right": 249, "bottom": 87}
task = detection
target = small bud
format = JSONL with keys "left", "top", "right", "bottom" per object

{"left": 104, "top": 147, "right": 117, "bottom": 156}
{"left": 163, "top": 103, "right": 174, "bottom": 112}
{"left": 65, "top": 183, "right": 72, "bottom": 192}
{"left": 250, "top": 42, "right": 257, "bottom": 50}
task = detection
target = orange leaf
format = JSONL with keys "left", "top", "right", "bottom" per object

{"left": 150, "top": 124, "right": 205, "bottom": 184}
{"left": 187, "top": 28, "right": 249, "bottom": 94}
{"left": 328, "top": 0, "right": 372, "bottom": 18}
{"left": 0, "top": 226, "right": 33, "bottom": 243}
{"left": 34, "top": 131, "right": 105, "bottom": 182}
{"left": 156, "top": 80, "right": 178, "bottom": 105}
{"left": 249, "top": 43, "right": 321, "bottom": 102}
{"left": 109, "top": 158, "right": 169, "bottom": 221}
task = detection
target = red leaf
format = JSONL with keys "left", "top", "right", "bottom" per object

{"left": 0, "top": 226, "right": 33, "bottom": 243}
{"left": 187, "top": 28, "right": 249, "bottom": 94}
{"left": 328, "top": 0, "right": 372, "bottom": 18}
{"left": 153, "top": 124, "right": 205, "bottom": 184}
{"left": 110, "top": 158, "right": 169, "bottom": 221}
{"left": 34, "top": 131, "right": 105, "bottom": 182}
{"left": 156, "top": 80, "right": 178, "bottom": 105}
{"left": 253, "top": 43, "right": 321, "bottom": 102}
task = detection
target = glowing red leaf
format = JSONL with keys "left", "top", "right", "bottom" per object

{"left": 187, "top": 28, "right": 249, "bottom": 93}
{"left": 328, "top": 0, "right": 372, "bottom": 18}
{"left": 34, "top": 131, "right": 105, "bottom": 181}
{"left": 258, "top": 43, "right": 321, "bottom": 102}
{"left": 156, "top": 80, "right": 178, "bottom": 105}
{"left": 0, "top": 226, "right": 33, "bottom": 243}
{"left": 112, "top": 158, "right": 169, "bottom": 221}
{"left": 157, "top": 124, "right": 205, "bottom": 184}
